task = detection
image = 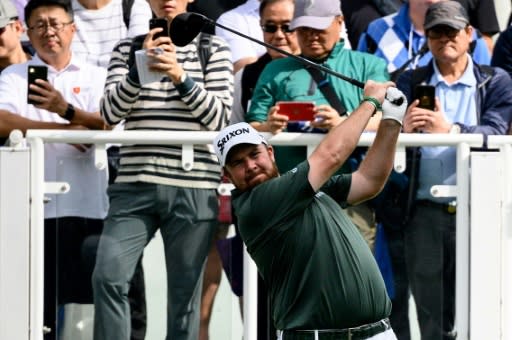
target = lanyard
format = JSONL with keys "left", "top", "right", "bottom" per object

{"left": 408, "top": 25, "right": 426, "bottom": 69}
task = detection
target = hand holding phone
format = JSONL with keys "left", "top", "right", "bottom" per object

{"left": 277, "top": 101, "right": 316, "bottom": 121}
{"left": 414, "top": 85, "right": 435, "bottom": 110}
{"left": 149, "top": 18, "right": 169, "bottom": 40}
{"left": 27, "top": 65, "right": 48, "bottom": 105}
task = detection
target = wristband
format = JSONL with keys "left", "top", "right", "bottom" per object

{"left": 63, "top": 103, "right": 75, "bottom": 121}
{"left": 361, "top": 96, "right": 382, "bottom": 115}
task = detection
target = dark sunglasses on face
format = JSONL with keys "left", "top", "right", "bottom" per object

{"left": 261, "top": 23, "right": 295, "bottom": 34}
{"left": 427, "top": 25, "right": 462, "bottom": 39}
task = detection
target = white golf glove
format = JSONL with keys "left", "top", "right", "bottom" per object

{"left": 382, "top": 87, "right": 407, "bottom": 125}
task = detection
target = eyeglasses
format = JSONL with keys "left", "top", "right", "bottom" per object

{"left": 261, "top": 23, "right": 295, "bottom": 34}
{"left": 28, "top": 21, "right": 73, "bottom": 34}
{"left": 427, "top": 26, "right": 462, "bottom": 39}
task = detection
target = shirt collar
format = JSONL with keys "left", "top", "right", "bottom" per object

{"left": 431, "top": 54, "right": 476, "bottom": 87}
{"left": 32, "top": 52, "right": 82, "bottom": 73}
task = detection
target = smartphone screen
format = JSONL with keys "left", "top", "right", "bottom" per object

{"left": 277, "top": 101, "right": 316, "bottom": 121}
{"left": 414, "top": 85, "right": 435, "bottom": 110}
{"left": 27, "top": 65, "right": 48, "bottom": 105}
{"left": 149, "top": 18, "right": 169, "bottom": 40}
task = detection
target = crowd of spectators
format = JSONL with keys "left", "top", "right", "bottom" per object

{"left": 1, "top": 0, "right": 512, "bottom": 339}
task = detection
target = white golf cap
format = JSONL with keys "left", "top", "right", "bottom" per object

{"left": 290, "top": 0, "right": 342, "bottom": 30}
{"left": 213, "top": 122, "right": 267, "bottom": 166}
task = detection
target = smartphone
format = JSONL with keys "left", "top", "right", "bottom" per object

{"left": 277, "top": 101, "right": 316, "bottom": 121}
{"left": 27, "top": 65, "right": 48, "bottom": 105}
{"left": 414, "top": 85, "right": 435, "bottom": 110}
{"left": 149, "top": 18, "right": 169, "bottom": 40}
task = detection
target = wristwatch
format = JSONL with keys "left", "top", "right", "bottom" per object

{"left": 63, "top": 103, "right": 75, "bottom": 121}
{"left": 449, "top": 123, "right": 461, "bottom": 134}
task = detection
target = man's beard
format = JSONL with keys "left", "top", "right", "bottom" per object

{"left": 246, "top": 161, "right": 280, "bottom": 189}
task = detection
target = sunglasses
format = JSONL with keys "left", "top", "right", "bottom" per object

{"left": 427, "top": 26, "right": 462, "bottom": 39}
{"left": 261, "top": 23, "right": 295, "bottom": 34}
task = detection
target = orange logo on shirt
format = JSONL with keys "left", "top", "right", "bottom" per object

{"left": 73, "top": 87, "right": 80, "bottom": 94}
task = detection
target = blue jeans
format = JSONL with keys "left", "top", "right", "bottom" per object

{"left": 92, "top": 182, "right": 217, "bottom": 340}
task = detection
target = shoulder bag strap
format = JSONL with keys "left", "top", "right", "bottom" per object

{"left": 305, "top": 66, "right": 347, "bottom": 116}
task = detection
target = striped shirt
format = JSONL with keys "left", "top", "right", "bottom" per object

{"left": 101, "top": 34, "right": 233, "bottom": 189}
{"left": 71, "top": 0, "right": 152, "bottom": 68}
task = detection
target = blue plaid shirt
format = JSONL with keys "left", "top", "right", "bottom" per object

{"left": 357, "top": 4, "right": 491, "bottom": 73}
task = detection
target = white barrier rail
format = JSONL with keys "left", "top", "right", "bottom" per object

{"left": 487, "top": 136, "right": 512, "bottom": 340}
{"left": 19, "top": 130, "right": 485, "bottom": 340}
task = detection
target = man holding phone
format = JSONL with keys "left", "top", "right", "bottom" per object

{"left": 394, "top": 2, "right": 512, "bottom": 338}
{"left": 0, "top": 0, "right": 110, "bottom": 339}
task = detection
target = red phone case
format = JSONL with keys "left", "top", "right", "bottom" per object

{"left": 277, "top": 101, "right": 315, "bottom": 121}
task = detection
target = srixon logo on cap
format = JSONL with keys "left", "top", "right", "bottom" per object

{"left": 217, "top": 127, "right": 251, "bottom": 155}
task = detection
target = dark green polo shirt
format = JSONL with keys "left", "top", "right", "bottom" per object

{"left": 232, "top": 161, "right": 391, "bottom": 330}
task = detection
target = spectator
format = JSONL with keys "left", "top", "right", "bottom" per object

{"left": 216, "top": 0, "right": 352, "bottom": 74}
{"left": 0, "top": 0, "right": 32, "bottom": 73}
{"left": 90, "top": 0, "right": 233, "bottom": 339}
{"left": 492, "top": 24, "right": 512, "bottom": 77}
{"left": 342, "top": 0, "right": 403, "bottom": 49}
{"left": 215, "top": 0, "right": 266, "bottom": 73}
{"left": 357, "top": 1, "right": 491, "bottom": 337}
{"left": 455, "top": 0, "right": 500, "bottom": 53}
{"left": 68, "top": 1, "right": 153, "bottom": 339}
{"left": 395, "top": 2, "right": 512, "bottom": 339}
{"left": 213, "top": 80, "right": 407, "bottom": 339}
{"left": 230, "top": 0, "right": 300, "bottom": 125}
{"left": 246, "top": 0, "right": 389, "bottom": 252}
{"left": 0, "top": 0, "right": 109, "bottom": 339}
{"left": 70, "top": 0, "right": 152, "bottom": 68}
{"left": 358, "top": 0, "right": 491, "bottom": 77}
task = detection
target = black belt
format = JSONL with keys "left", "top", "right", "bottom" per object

{"left": 416, "top": 200, "right": 457, "bottom": 214}
{"left": 281, "top": 318, "right": 391, "bottom": 340}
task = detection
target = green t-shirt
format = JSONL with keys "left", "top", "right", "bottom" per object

{"left": 232, "top": 161, "right": 391, "bottom": 330}
{"left": 246, "top": 41, "right": 390, "bottom": 173}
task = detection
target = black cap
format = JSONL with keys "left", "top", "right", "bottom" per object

{"left": 424, "top": 1, "right": 469, "bottom": 31}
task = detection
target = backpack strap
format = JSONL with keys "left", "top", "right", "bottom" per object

{"left": 240, "top": 54, "right": 272, "bottom": 113}
{"left": 305, "top": 66, "right": 347, "bottom": 116}
{"left": 197, "top": 32, "right": 213, "bottom": 74}
{"left": 127, "top": 34, "right": 146, "bottom": 69}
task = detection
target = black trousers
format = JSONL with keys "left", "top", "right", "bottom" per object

{"left": 43, "top": 217, "right": 146, "bottom": 340}
{"left": 404, "top": 204, "right": 456, "bottom": 340}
